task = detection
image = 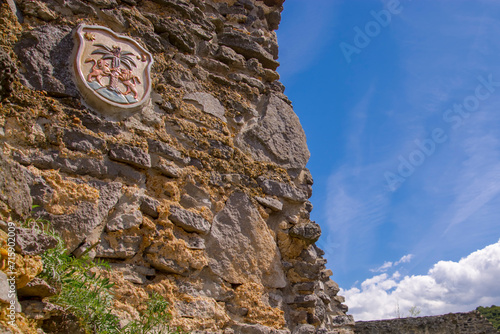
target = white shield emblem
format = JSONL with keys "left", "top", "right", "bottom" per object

{"left": 73, "top": 24, "right": 153, "bottom": 114}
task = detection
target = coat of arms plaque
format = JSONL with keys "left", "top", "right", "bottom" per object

{"left": 73, "top": 24, "right": 153, "bottom": 114}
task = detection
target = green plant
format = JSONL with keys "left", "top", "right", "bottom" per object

{"left": 477, "top": 305, "right": 500, "bottom": 330}
{"left": 407, "top": 305, "right": 421, "bottom": 317}
{"left": 33, "top": 219, "right": 183, "bottom": 334}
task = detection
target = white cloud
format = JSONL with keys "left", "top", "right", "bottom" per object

{"left": 342, "top": 240, "right": 500, "bottom": 321}
{"left": 370, "top": 261, "right": 393, "bottom": 273}
{"left": 395, "top": 254, "right": 414, "bottom": 265}
{"left": 370, "top": 254, "right": 414, "bottom": 272}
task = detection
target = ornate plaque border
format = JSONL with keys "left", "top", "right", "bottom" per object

{"left": 72, "top": 24, "right": 154, "bottom": 114}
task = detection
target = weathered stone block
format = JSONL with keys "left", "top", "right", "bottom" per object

{"left": 255, "top": 196, "right": 283, "bottom": 211}
{"left": 109, "top": 144, "right": 151, "bottom": 169}
{"left": 96, "top": 235, "right": 142, "bottom": 259}
{"left": 0, "top": 49, "right": 17, "bottom": 101}
{"left": 35, "top": 181, "right": 122, "bottom": 252}
{"left": 15, "top": 228, "right": 58, "bottom": 256}
{"left": 140, "top": 195, "right": 160, "bottom": 218}
{"left": 109, "top": 263, "right": 155, "bottom": 284}
{"left": 258, "top": 177, "right": 308, "bottom": 203}
{"left": 219, "top": 30, "right": 279, "bottom": 70}
{"left": 205, "top": 192, "right": 286, "bottom": 288}
{"left": 17, "top": 278, "right": 57, "bottom": 298}
{"left": 183, "top": 92, "right": 226, "bottom": 122}
{"left": 0, "top": 152, "right": 32, "bottom": 219}
{"left": 148, "top": 139, "right": 185, "bottom": 162}
{"left": 14, "top": 25, "right": 78, "bottom": 96}
{"left": 169, "top": 206, "right": 210, "bottom": 235}
{"left": 289, "top": 222, "right": 321, "bottom": 244}
{"left": 237, "top": 94, "right": 310, "bottom": 171}
{"left": 144, "top": 254, "right": 186, "bottom": 275}
{"left": 50, "top": 127, "right": 106, "bottom": 153}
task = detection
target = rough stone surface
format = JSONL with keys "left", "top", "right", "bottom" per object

{"left": 35, "top": 181, "right": 122, "bottom": 252}
{"left": 289, "top": 222, "right": 322, "bottom": 244}
{"left": 238, "top": 94, "right": 310, "bottom": 171}
{"left": 0, "top": 152, "right": 32, "bottom": 219}
{"left": 219, "top": 30, "right": 280, "bottom": 70}
{"left": 15, "top": 227, "right": 58, "bottom": 255}
{"left": 354, "top": 312, "right": 499, "bottom": 334}
{"left": 206, "top": 191, "right": 286, "bottom": 288}
{"left": 20, "top": 300, "right": 64, "bottom": 321}
{"left": 109, "top": 144, "right": 152, "bottom": 169}
{"left": 109, "top": 263, "right": 155, "bottom": 284}
{"left": 0, "top": 271, "right": 20, "bottom": 313}
{"left": 0, "top": 0, "right": 353, "bottom": 332}
{"left": 140, "top": 195, "right": 160, "bottom": 218}
{"left": 14, "top": 25, "right": 78, "bottom": 96}
{"left": 255, "top": 196, "right": 283, "bottom": 211}
{"left": 169, "top": 205, "right": 211, "bottom": 234}
{"left": 184, "top": 92, "right": 227, "bottom": 122}
{"left": 14, "top": 150, "right": 146, "bottom": 184}
{"left": 106, "top": 191, "right": 143, "bottom": 232}
{"left": 258, "top": 177, "right": 309, "bottom": 202}
{"left": 0, "top": 48, "right": 17, "bottom": 100}
{"left": 17, "top": 277, "right": 57, "bottom": 298}
{"left": 50, "top": 127, "right": 107, "bottom": 153}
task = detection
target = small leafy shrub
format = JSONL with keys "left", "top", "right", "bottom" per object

{"left": 32, "top": 218, "right": 184, "bottom": 334}
{"left": 477, "top": 305, "right": 500, "bottom": 330}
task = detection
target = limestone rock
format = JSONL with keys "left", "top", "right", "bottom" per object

{"left": 237, "top": 94, "right": 310, "bottom": 170}
{"left": 0, "top": 49, "right": 17, "bottom": 101}
{"left": 169, "top": 205, "right": 211, "bottom": 234}
{"left": 144, "top": 254, "right": 186, "bottom": 275}
{"left": 0, "top": 271, "right": 12, "bottom": 305}
{"left": 140, "top": 195, "right": 160, "bottom": 218}
{"left": 109, "top": 144, "right": 152, "bottom": 169}
{"left": 175, "top": 298, "right": 215, "bottom": 319}
{"left": 106, "top": 192, "right": 143, "bottom": 232}
{"left": 258, "top": 177, "right": 309, "bottom": 202}
{"left": 20, "top": 0, "right": 58, "bottom": 21}
{"left": 14, "top": 25, "right": 78, "bottom": 96}
{"left": 231, "top": 323, "right": 290, "bottom": 334}
{"left": 50, "top": 127, "right": 106, "bottom": 153}
{"left": 148, "top": 139, "right": 186, "bottom": 163}
{"left": 180, "top": 182, "right": 212, "bottom": 210}
{"left": 14, "top": 150, "right": 145, "bottom": 184}
{"left": 0, "top": 152, "right": 32, "bottom": 219}
{"left": 96, "top": 234, "right": 142, "bottom": 259}
{"left": 184, "top": 92, "right": 227, "bottom": 122}
{"left": 37, "top": 181, "right": 122, "bottom": 252}
{"left": 292, "top": 324, "right": 315, "bottom": 334}
{"left": 255, "top": 196, "right": 283, "bottom": 211}
{"left": 20, "top": 300, "right": 63, "bottom": 321}
{"left": 17, "top": 277, "right": 57, "bottom": 298}
{"left": 109, "top": 263, "right": 155, "bottom": 284}
{"left": 219, "top": 30, "right": 279, "bottom": 70}
{"left": 289, "top": 222, "right": 322, "bottom": 244}
{"left": 206, "top": 191, "right": 286, "bottom": 288}
{"left": 0, "top": 271, "right": 20, "bottom": 312}
{"left": 15, "top": 228, "right": 58, "bottom": 256}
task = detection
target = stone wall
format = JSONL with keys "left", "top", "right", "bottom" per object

{"left": 354, "top": 312, "right": 499, "bottom": 334}
{"left": 0, "top": 0, "right": 354, "bottom": 333}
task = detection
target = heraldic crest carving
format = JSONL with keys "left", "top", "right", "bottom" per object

{"left": 73, "top": 24, "right": 153, "bottom": 113}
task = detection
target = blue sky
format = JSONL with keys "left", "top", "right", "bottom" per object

{"left": 277, "top": 0, "right": 500, "bottom": 320}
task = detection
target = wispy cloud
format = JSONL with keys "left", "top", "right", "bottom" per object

{"left": 370, "top": 254, "right": 414, "bottom": 273}
{"left": 395, "top": 254, "right": 413, "bottom": 265}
